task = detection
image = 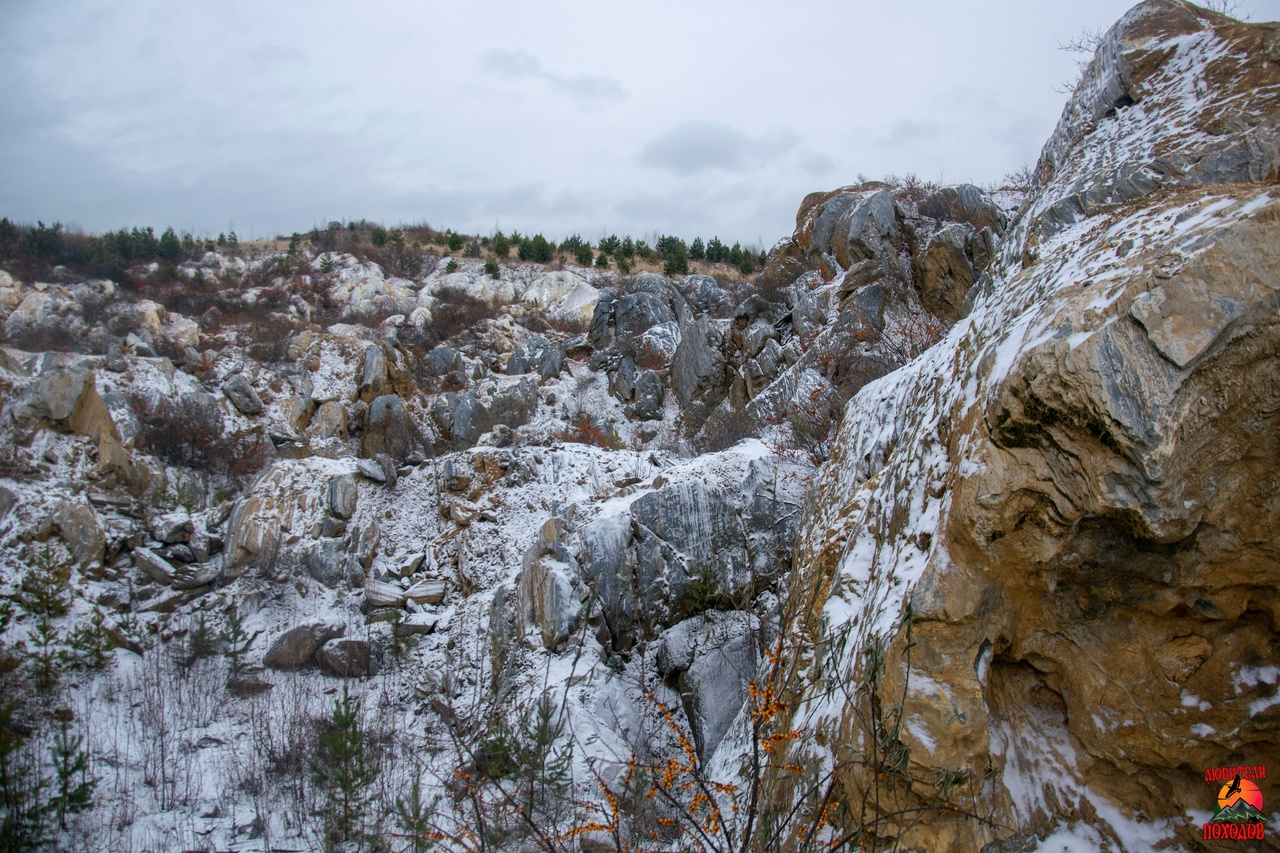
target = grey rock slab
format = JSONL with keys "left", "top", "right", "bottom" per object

{"left": 364, "top": 578, "right": 406, "bottom": 608}
{"left": 134, "top": 547, "right": 176, "bottom": 585}
{"left": 359, "top": 344, "right": 387, "bottom": 401}
{"left": 328, "top": 474, "right": 358, "bottom": 519}
{"left": 363, "top": 394, "right": 414, "bottom": 460}
{"left": 316, "top": 638, "right": 382, "bottom": 678}
{"left": 657, "top": 611, "right": 759, "bottom": 761}
{"left": 13, "top": 367, "right": 91, "bottom": 430}
{"left": 51, "top": 501, "right": 106, "bottom": 568}
{"left": 671, "top": 315, "right": 726, "bottom": 405}
{"left": 615, "top": 291, "right": 675, "bottom": 337}
{"left": 308, "top": 539, "right": 349, "bottom": 588}
{"left": 222, "top": 374, "right": 264, "bottom": 416}
{"left": 405, "top": 578, "right": 446, "bottom": 605}
{"left": 356, "top": 458, "right": 387, "bottom": 483}
{"left": 917, "top": 183, "right": 1007, "bottom": 234}
{"left": 633, "top": 369, "right": 665, "bottom": 421}
{"left": 452, "top": 395, "right": 490, "bottom": 447}
{"left": 424, "top": 346, "right": 460, "bottom": 377}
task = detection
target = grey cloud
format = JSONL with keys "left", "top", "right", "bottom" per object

{"left": 638, "top": 122, "right": 801, "bottom": 176}
{"left": 883, "top": 119, "right": 943, "bottom": 146}
{"left": 482, "top": 50, "right": 625, "bottom": 104}
{"left": 798, "top": 152, "right": 837, "bottom": 176}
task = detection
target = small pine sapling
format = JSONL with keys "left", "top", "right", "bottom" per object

{"left": 48, "top": 708, "right": 95, "bottom": 831}
{"left": 20, "top": 549, "right": 71, "bottom": 693}
{"left": 0, "top": 703, "right": 48, "bottom": 851}
{"left": 311, "top": 685, "right": 379, "bottom": 847}
{"left": 221, "top": 608, "right": 248, "bottom": 678}
{"left": 393, "top": 773, "right": 436, "bottom": 853}
{"left": 66, "top": 608, "right": 115, "bottom": 671}
{"left": 186, "top": 612, "right": 218, "bottom": 666}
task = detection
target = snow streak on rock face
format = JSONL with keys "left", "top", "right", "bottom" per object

{"left": 784, "top": 3, "right": 1280, "bottom": 850}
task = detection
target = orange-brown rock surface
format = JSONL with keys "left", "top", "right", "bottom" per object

{"left": 778, "top": 2, "right": 1280, "bottom": 849}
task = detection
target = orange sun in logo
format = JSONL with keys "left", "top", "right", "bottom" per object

{"left": 1218, "top": 778, "right": 1263, "bottom": 812}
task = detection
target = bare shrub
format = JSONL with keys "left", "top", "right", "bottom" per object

{"left": 697, "top": 405, "right": 764, "bottom": 453}
{"left": 130, "top": 392, "right": 272, "bottom": 486}
{"left": 546, "top": 311, "right": 588, "bottom": 337}
{"left": 402, "top": 286, "right": 495, "bottom": 351}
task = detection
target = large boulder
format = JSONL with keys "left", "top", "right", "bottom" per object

{"left": 308, "top": 400, "right": 348, "bottom": 440}
{"left": 506, "top": 336, "right": 564, "bottom": 380}
{"left": 670, "top": 315, "right": 727, "bottom": 408}
{"left": 327, "top": 474, "right": 359, "bottom": 520}
{"left": 3, "top": 290, "right": 86, "bottom": 349}
{"left": 358, "top": 344, "right": 388, "bottom": 403}
{"left": 588, "top": 289, "right": 617, "bottom": 349}
{"left": 779, "top": 6, "right": 1280, "bottom": 849}
{"left": 223, "top": 494, "right": 282, "bottom": 577}
{"left": 488, "top": 378, "right": 537, "bottom": 430}
{"left": 423, "top": 346, "right": 461, "bottom": 378}
{"left": 633, "top": 369, "right": 664, "bottom": 420}
{"left": 307, "top": 539, "right": 353, "bottom": 588}
{"left": 614, "top": 291, "right": 675, "bottom": 337}
{"left": 11, "top": 367, "right": 92, "bottom": 433}
{"left": 263, "top": 623, "right": 345, "bottom": 670}
{"left": 518, "top": 518, "right": 583, "bottom": 651}
{"left": 913, "top": 224, "right": 978, "bottom": 324}
{"left": 222, "top": 374, "right": 263, "bottom": 416}
{"left": 452, "top": 395, "right": 490, "bottom": 447}
{"left": 316, "top": 638, "right": 383, "bottom": 678}
{"left": 579, "top": 442, "right": 810, "bottom": 651}
{"left": 362, "top": 394, "right": 415, "bottom": 460}
{"left": 831, "top": 189, "right": 902, "bottom": 271}
{"left": 655, "top": 611, "right": 758, "bottom": 761}
{"left": 683, "top": 274, "right": 733, "bottom": 317}
{"left": 917, "top": 183, "right": 1007, "bottom": 234}
{"left": 51, "top": 501, "right": 105, "bottom": 569}
{"left": 522, "top": 271, "right": 600, "bottom": 326}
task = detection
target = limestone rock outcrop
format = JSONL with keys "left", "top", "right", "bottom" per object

{"left": 579, "top": 441, "right": 810, "bottom": 651}
{"left": 778, "top": 4, "right": 1280, "bottom": 850}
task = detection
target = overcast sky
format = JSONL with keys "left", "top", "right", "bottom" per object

{"left": 2, "top": 0, "right": 1277, "bottom": 248}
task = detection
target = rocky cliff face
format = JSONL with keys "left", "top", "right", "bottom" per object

{"left": 780, "top": 2, "right": 1280, "bottom": 849}
{"left": 0, "top": 2, "right": 1275, "bottom": 850}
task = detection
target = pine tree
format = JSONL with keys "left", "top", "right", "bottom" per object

{"left": 663, "top": 238, "right": 689, "bottom": 275}
{"left": 221, "top": 608, "right": 248, "bottom": 677}
{"left": 492, "top": 232, "right": 511, "bottom": 258}
{"left": 0, "top": 703, "right": 48, "bottom": 852}
{"left": 706, "top": 236, "right": 727, "bottom": 263}
{"left": 66, "top": 608, "right": 114, "bottom": 671}
{"left": 729, "top": 241, "right": 744, "bottom": 268}
{"left": 690, "top": 237, "right": 705, "bottom": 260}
{"left": 158, "top": 227, "right": 181, "bottom": 262}
{"left": 20, "top": 549, "right": 70, "bottom": 693}
{"left": 598, "top": 234, "right": 621, "bottom": 256}
{"left": 394, "top": 773, "right": 434, "bottom": 853}
{"left": 48, "top": 709, "right": 94, "bottom": 831}
{"left": 311, "top": 685, "right": 378, "bottom": 846}
{"left": 186, "top": 612, "right": 217, "bottom": 666}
